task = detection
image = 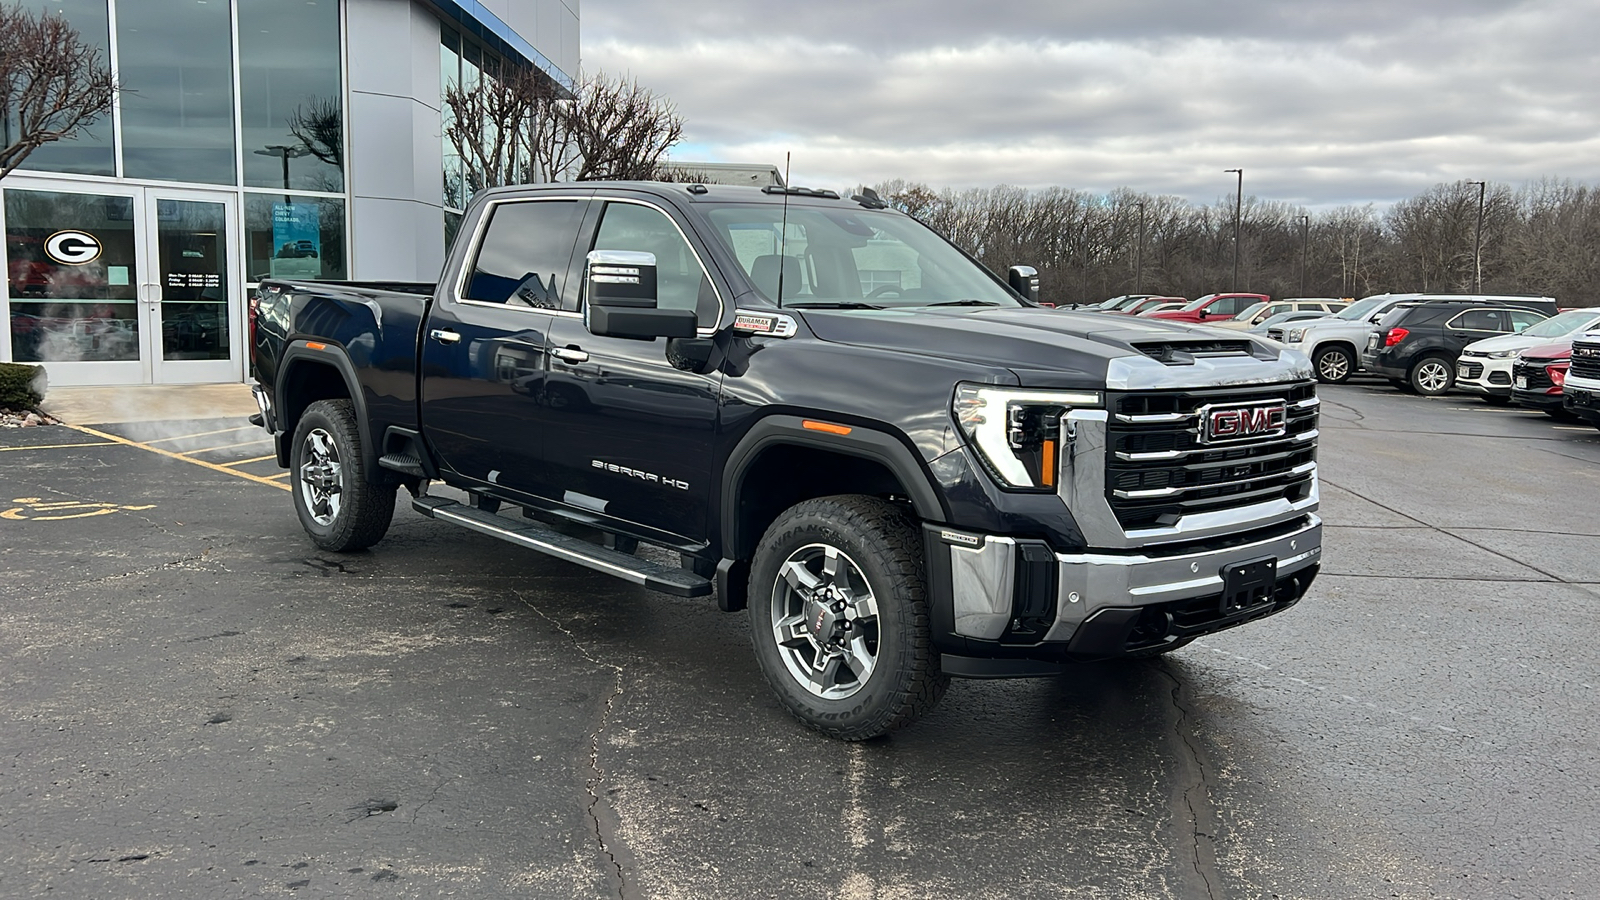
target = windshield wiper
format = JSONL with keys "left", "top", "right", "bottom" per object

{"left": 921, "top": 299, "right": 1001, "bottom": 307}
{"left": 783, "top": 301, "right": 886, "bottom": 310}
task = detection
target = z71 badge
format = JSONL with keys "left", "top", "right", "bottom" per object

{"left": 592, "top": 460, "right": 689, "bottom": 490}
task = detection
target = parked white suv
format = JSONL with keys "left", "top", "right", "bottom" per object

{"left": 1213, "top": 298, "right": 1348, "bottom": 331}
{"left": 1456, "top": 309, "right": 1600, "bottom": 403}
{"left": 1268, "top": 294, "right": 1421, "bottom": 383}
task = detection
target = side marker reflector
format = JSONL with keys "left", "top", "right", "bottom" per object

{"left": 802, "top": 420, "right": 852, "bottom": 436}
{"left": 305, "top": 341, "right": 327, "bottom": 351}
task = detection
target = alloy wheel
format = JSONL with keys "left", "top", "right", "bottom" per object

{"left": 298, "top": 427, "right": 343, "bottom": 526}
{"left": 1416, "top": 360, "right": 1451, "bottom": 394}
{"left": 1317, "top": 350, "right": 1350, "bottom": 381}
{"left": 770, "top": 543, "right": 880, "bottom": 700}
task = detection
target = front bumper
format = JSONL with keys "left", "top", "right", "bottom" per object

{"left": 1455, "top": 357, "right": 1513, "bottom": 396}
{"left": 925, "top": 515, "right": 1322, "bottom": 671}
{"left": 1564, "top": 374, "right": 1600, "bottom": 423}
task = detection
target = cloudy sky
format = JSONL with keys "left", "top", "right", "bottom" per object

{"left": 583, "top": 0, "right": 1600, "bottom": 210}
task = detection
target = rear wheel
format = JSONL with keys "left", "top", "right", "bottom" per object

{"left": 748, "top": 496, "right": 948, "bottom": 740}
{"left": 1409, "top": 355, "right": 1455, "bottom": 396}
{"left": 1313, "top": 346, "right": 1356, "bottom": 384}
{"left": 290, "top": 399, "right": 396, "bottom": 551}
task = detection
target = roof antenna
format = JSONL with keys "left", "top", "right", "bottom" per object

{"left": 776, "top": 151, "right": 791, "bottom": 306}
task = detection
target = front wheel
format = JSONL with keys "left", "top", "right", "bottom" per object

{"left": 748, "top": 496, "right": 948, "bottom": 740}
{"left": 1409, "top": 355, "right": 1455, "bottom": 396}
{"left": 290, "top": 399, "right": 396, "bottom": 551}
{"left": 1313, "top": 346, "right": 1356, "bottom": 384}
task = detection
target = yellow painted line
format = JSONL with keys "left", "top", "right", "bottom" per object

{"left": 222, "top": 454, "right": 279, "bottom": 466}
{"left": 142, "top": 426, "right": 257, "bottom": 444}
{"left": 0, "top": 441, "right": 119, "bottom": 452}
{"left": 186, "top": 437, "right": 272, "bottom": 454}
{"left": 267, "top": 472, "right": 291, "bottom": 480}
{"left": 63, "top": 424, "right": 291, "bottom": 492}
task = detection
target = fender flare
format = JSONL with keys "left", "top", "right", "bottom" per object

{"left": 277, "top": 340, "right": 382, "bottom": 483}
{"left": 720, "top": 414, "right": 947, "bottom": 559}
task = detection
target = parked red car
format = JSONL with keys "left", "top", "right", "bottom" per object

{"left": 1144, "top": 292, "right": 1271, "bottom": 324}
{"left": 1510, "top": 341, "right": 1574, "bottom": 419}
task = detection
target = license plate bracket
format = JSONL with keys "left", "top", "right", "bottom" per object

{"left": 1220, "top": 556, "right": 1277, "bottom": 615}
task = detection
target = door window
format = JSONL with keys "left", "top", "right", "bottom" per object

{"left": 5, "top": 189, "right": 140, "bottom": 363}
{"left": 1208, "top": 296, "right": 1251, "bottom": 316}
{"left": 591, "top": 202, "right": 718, "bottom": 323}
{"left": 463, "top": 199, "right": 586, "bottom": 308}
{"left": 1508, "top": 309, "right": 1547, "bottom": 332}
{"left": 1450, "top": 308, "right": 1504, "bottom": 331}
{"left": 154, "top": 199, "right": 229, "bottom": 361}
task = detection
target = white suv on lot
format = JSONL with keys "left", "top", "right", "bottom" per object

{"left": 1456, "top": 309, "right": 1600, "bottom": 403}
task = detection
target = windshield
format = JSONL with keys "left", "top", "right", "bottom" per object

{"left": 1335, "top": 295, "right": 1395, "bottom": 320}
{"left": 1234, "top": 302, "right": 1270, "bottom": 321}
{"left": 1522, "top": 309, "right": 1600, "bottom": 337}
{"left": 698, "top": 204, "right": 1020, "bottom": 309}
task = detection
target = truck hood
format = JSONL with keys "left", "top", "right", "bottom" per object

{"left": 798, "top": 307, "right": 1288, "bottom": 388}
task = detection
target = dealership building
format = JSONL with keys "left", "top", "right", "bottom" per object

{"left": 1, "top": 0, "right": 578, "bottom": 386}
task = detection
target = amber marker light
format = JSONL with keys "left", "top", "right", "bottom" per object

{"left": 1040, "top": 439, "right": 1056, "bottom": 487}
{"left": 802, "top": 420, "right": 852, "bottom": 435}
{"left": 305, "top": 341, "right": 327, "bottom": 351}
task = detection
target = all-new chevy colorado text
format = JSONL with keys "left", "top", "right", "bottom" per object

{"left": 249, "top": 182, "right": 1323, "bottom": 739}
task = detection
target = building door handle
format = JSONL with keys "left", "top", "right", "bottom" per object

{"left": 551, "top": 346, "right": 589, "bottom": 364}
{"left": 429, "top": 329, "right": 461, "bottom": 344}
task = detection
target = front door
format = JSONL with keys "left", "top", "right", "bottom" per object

{"left": 141, "top": 190, "right": 241, "bottom": 384}
{"left": 1, "top": 179, "right": 242, "bottom": 385}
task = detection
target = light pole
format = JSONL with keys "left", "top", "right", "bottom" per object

{"left": 255, "top": 144, "right": 310, "bottom": 202}
{"left": 1134, "top": 201, "right": 1145, "bottom": 293}
{"left": 1466, "top": 180, "right": 1486, "bottom": 292}
{"left": 1298, "top": 214, "right": 1310, "bottom": 297}
{"left": 1224, "top": 168, "right": 1243, "bottom": 291}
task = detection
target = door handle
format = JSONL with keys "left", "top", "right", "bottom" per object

{"left": 429, "top": 329, "right": 461, "bottom": 344}
{"left": 551, "top": 347, "right": 589, "bottom": 364}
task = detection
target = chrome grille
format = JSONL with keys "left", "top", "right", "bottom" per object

{"left": 1570, "top": 341, "right": 1600, "bottom": 380}
{"left": 1105, "top": 382, "right": 1318, "bottom": 530}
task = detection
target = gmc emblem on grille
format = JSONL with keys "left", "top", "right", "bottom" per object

{"left": 1200, "top": 402, "right": 1287, "bottom": 443}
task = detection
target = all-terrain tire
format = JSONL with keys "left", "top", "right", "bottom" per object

{"left": 1313, "top": 346, "right": 1356, "bottom": 384}
{"left": 290, "top": 399, "right": 396, "bottom": 552}
{"left": 748, "top": 495, "right": 948, "bottom": 740}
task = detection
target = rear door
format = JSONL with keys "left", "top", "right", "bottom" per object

{"left": 419, "top": 196, "right": 590, "bottom": 499}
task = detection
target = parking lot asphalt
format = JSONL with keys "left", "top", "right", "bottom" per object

{"left": 2, "top": 381, "right": 1598, "bottom": 900}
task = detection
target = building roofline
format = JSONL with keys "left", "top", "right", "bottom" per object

{"left": 425, "top": 0, "right": 575, "bottom": 93}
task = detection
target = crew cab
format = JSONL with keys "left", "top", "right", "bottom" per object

{"left": 1363, "top": 298, "right": 1555, "bottom": 395}
{"left": 1144, "top": 292, "right": 1270, "bottom": 324}
{"left": 248, "top": 182, "right": 1323, "bottom": 740}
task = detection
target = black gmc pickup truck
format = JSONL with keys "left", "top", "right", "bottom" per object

{"left": 249, "top": 182, "right": 1323, "bottom": 739}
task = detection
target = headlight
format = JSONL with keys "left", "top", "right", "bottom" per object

{"left": 1488, "top": 349, "right": 1519, "bottom": 359}
{"left": 953, "top": 384, "right": 1101, "bottom": 490}
{"left": 1286, "top": 327, "right": 1306, "bottom": 342}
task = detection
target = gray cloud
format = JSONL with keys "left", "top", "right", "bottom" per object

{"left": 584, "top": 0, "right": 1600, "bottom": 208}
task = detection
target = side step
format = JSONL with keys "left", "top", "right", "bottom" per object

{"left": 412, "top": 496, "right": 713, "bottom": 598}
{"left": 379, "top": 453, "right": 427, "bottom": 477}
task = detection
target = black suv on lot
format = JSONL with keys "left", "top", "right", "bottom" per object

{"left": 1363, "top": 299, "right": 1557, "bottom": 395}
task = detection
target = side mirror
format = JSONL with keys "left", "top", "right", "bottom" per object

{"left": 1368, "top": 313, "right": 1384, "bottom": 323}
{"left": 583, "top": 250, "right": 697, "bottom": 339}
{"left": 1008, "top": 265, "right": 1040, "bottom": 304}
{"left": 1197, "top": 308, "right": 1211, "bottom": 319}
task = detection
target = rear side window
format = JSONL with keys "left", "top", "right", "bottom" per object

{"left": 1451, "top": 308, "right": 1504, "bottom": 331}
{"left": 463, "top": 199, "right": 586, "bottom": 308}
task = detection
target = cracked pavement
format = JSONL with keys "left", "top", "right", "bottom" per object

{"left": 2, "top": 379, "right": 1598, "bottom": 899}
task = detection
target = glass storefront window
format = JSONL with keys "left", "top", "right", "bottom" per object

{"left": 8, "top": 0, "right": 116, "bottom": 177}
{"left": 5, "top": 189, "right": 139, "bottom": 362}
{"left": 441, "top": 28, "right": 465, "bottom": 210}
{"left": 238, "top": 0, "right": 344, "bottom": 192}
{"left": 243, "top": 194, "right": 346, "bottom": 283}
{"left": 117, "top": 0, "right": 237, "bottom": 185}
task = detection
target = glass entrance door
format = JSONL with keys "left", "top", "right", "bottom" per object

{"left": 2, "top": 180, "right": 243, "bottom": 385}
{"left": 141, "top": 190, "right": 241, "bottom": 383}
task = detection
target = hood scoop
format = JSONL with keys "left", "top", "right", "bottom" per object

{"left": 1132, "top": 338, "right": 1258, "bottom": 366}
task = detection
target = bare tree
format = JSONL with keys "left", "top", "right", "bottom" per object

{"left": 561, "top": 72, "right": 684, "bottom": 182}
{"left": 286, "top": 96, "right": 343, "bottom": 169}
{"left": 0, "top": 2, "right": 116, "bottom": 180}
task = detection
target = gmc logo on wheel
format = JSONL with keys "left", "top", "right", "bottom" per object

{"left": 1201, "top": 402, "right": 1287, "bottom": 443}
